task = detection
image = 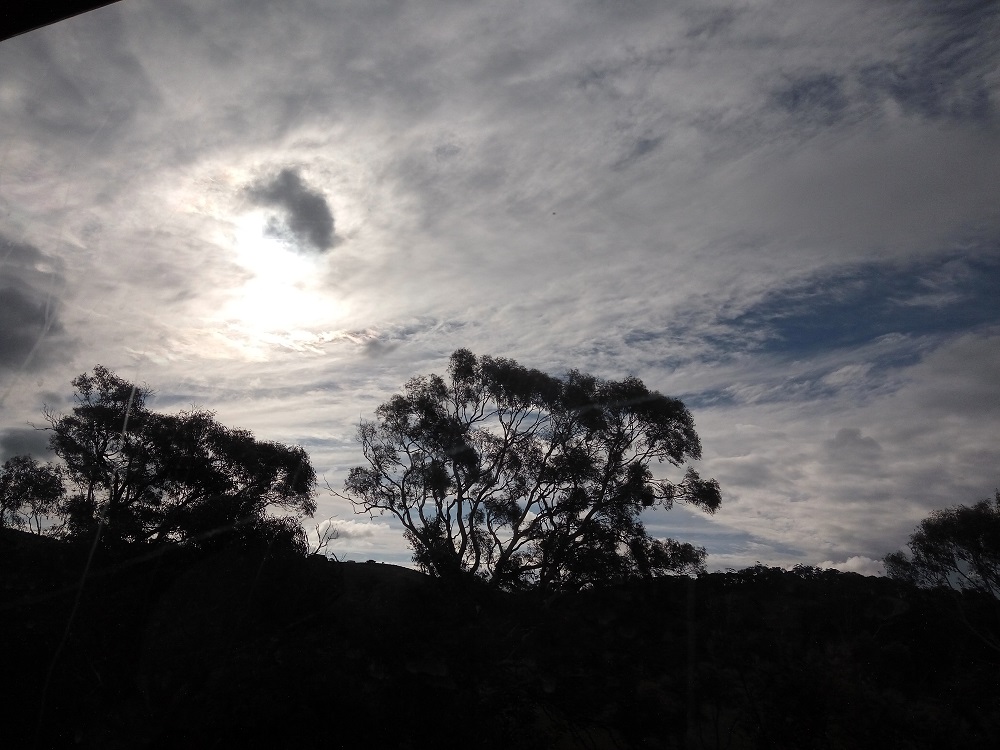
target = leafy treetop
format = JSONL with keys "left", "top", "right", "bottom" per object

{"left": 344, "top": 349, "right": 721, "bottom": 592}
{"left": 885, "top": 491, "right": 1000, "bottom": 600}
{"left": 43, "top": 365, "right": 316, "bottom": 553}
{"left": 0, "top": 455, "right": 64, "bottom": 534}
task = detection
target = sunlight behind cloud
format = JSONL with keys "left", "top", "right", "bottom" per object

{"left": 214, "top": 211, "right": 346, "bottom": 354}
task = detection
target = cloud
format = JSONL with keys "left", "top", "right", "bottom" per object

{"left": 0, "top": 9, "right": 158, "bottom": 153}
{"left": 315, "top": 518, "right": 390, "bottom": 540}
{"left": 818, "top": 556, "right": 885, "bottom": 576}
{"left": 0, "top": 235, "right": 72, "bottom": 377}
{"left": 691, "top": 324, "right": 1000, "bottom": 571}
{"left": 719, "top": 248, "right": 1000, "bottom": 361}
{"left": 857, "top": 0, "right": 998, "bottom": 122}
{"left": 245, "top": 167, "right": 335, "bottom": 252}
{"left": 896, "top": 328, "right": 1000, "bottom": 419}
{"left": 0, "top": 427, "right": 53, "bottom": 462}
{"left": 729, "top": 123, "right": 1000, "bottom": 263}
{"left": 362, "top": 338, "right": 400, "bottom": 359}
{"left": 1, "top": 0, "right": 998, "bottom": 575}
{"left": 824, "top": 428, "right": 883, "bottom": 466}
{"left": 612, "top": 135, "right": 665, "bottom": 171}
{"left": 0, "top": 286, "right": 60, "bottom": 368}
{"left": 307, "top": 517, "right": 413, "bottom": 563}
{"left": 772, "top": 72, "right": 849, "bottom": 125}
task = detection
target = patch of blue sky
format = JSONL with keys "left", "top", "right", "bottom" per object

{"left": 676, "top": 246, "right": 999, "bottom": 409}
{"left": 729, "top": 249, "right": 1000, "bottom": 359}
{"left": 684, "top": 364, "right": 893, "bottom": 409}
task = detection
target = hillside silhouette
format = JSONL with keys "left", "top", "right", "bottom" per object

{"left": 3, "top": 364, "right": 999, "bottom": 747}
{"left": 3, "top": 527, "right": 999, "bottom": 749}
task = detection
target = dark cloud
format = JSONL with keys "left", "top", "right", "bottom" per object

{"left": 906, "top": 330, "right": 1000, "bottom": 418}
{"left": 246, "top": 168, "right": 335, "bottom": 252}
{"left": 363, "top": 339, "right": 399, "bottom": 359}
{"left": 0, "top": 427, "right": 52, "bottom": 462}
{"left": 715, "top": 459, "right": 780, "bottom": 491}
{"left": 773, "top": 73, "right": 848, "bottom": 124}
{"left": 0, "top": 8, "right": 158, "bottom": 153}
{"left": 434, "top": 142, "right": 462, "bottom": 161}
{"left": 613, "top": 136, "right": 665, "bottom": 171}
{"left": 824, "top": 428, "right": 883, "bottom": 465}
{"left": 858, "top": 0, "right": 998, "bottom": 122}
{"left": 0, "top": 286, "right": 62, "bottom": 367}
{"left": 683, "top": 6, "right": 740, "bottom": 41}
{"left": 0, "top": 236, "right": 72, "bottom": 374}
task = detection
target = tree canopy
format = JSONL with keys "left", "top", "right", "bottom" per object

{"left": 344, "top": 349, "right": 721, "bottom": 592}
{"left": 885, "top": 491, "right": 1000, "bottom": 600}
{"left": 0, "top": 455, "right": 64, "bottom": 534}
{"left": 41, "top": 365, "right": 316, "bottom": 552}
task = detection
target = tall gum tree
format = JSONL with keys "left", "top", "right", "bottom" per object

{"left": 344, "top": 349, "right": 721, "bottom": 592}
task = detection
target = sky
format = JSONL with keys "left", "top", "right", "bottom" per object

{"left": 1, "top": 0, "right": 998, "bottom": 575}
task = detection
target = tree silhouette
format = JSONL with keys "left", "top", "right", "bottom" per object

{"left": 885, "top": 492, "right": 1000, "bottom": 599}
{"left": 885, "top": 491, "right": 1000, "bottom": 653}
{"left": 0, "top": 455, "right": 64, "bottom": 533}
{"left": 44, "top": 365, "right": 316, "bottom": 552}
{"left": 344, "top": 349, "right": 720, "bottom": 591}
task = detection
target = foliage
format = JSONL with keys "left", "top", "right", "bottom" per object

{"left": 0, "top": 454, "right": 64, "bottom": 533}
{"left": 885, "top": 492, "right": 1000, "bottom": 599}
{"left": 344, "top": 349, "right": 720, "bottom": 591}
{"left": 885, "top": 492, "right": 1000, "bottom": 654}
{"left": 44, "top": 365, "right": 316, "bottom": 552}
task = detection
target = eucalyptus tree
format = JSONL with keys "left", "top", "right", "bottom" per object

{"left": 0, "top": 454, "right": 64, "bottom": 534}
{"left": 45, "top": 365, "right": 316, "bottom": 552}
{"left": 344, "top": 349, "right": 721, "bottom": 592}
{"left": 885, "top": 492, "right": 1000, "bottom": 599}
{"left": 885, "top": 492, "right": 1000, "bottom": 652}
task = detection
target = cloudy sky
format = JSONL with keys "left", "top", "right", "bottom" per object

{"left": 1, "top": 0, "right": 998, "bottom": 574}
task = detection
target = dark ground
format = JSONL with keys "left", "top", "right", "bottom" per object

{"left": 2, "top": 527, "right": 998, "bottom": 749}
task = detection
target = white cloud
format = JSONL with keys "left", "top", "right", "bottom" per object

{"left": 1, "top": 0, "right": 997, "bottom": 572}
{"left": 818, "top": 556, "right": 886, "bottom": 577}
{"left": 316, "top": 518, "right": 390, "bottom": 541}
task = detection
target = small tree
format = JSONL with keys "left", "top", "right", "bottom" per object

{"left": 344, "top": 349, "right": 721, "bottom": 592}
{"left": 45, "top": 365, "right": 316, "bottom": 552}
{"left": 885, "top": 492, "right": 1000, "bottom": 599}
{"left": 885, "top": 492, "right": 1000, "bottom": 652}
{"left": 0, "top": 455, "right": 64, "bottom": 534}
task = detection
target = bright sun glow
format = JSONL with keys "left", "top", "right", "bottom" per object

{"left": 218, "top": 212, "right": 344, "bottom": 346}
